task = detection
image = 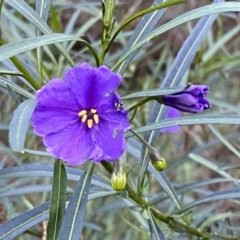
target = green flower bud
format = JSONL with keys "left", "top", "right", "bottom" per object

{"left": 111, "top": 171, "right": 126, "bottom": 191}
{"left": 152, "top": 158, "right": 167, "bottom": 171}
{"left": 149, "top": 147, "right": 167, "bottom": 171}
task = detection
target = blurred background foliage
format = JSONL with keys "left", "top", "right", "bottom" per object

{"left": 1, "top": 0, "right": 240, "bottom": 239}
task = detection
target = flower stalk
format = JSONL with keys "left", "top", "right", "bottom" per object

{"left": 100, "top": 0, "right": 116, "bottom": 64}
{"left": 129, "top": 129, "right": 166, "bottom": 171}
{"left": 101, "top": 161, "right": 239, "bottom": 240}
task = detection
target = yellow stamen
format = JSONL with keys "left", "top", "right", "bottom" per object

{"left": 90, "top": 109, "right": 97, "bottom": 114}
{"left": 78, "top": 110, "right": 87, "bottom": 116}
{"left": 87, "top": 119, "right": 93, "bottom": 128}
{"left": 93, "top": 114, "right": 99, "bottom": 124}
{"left": 81, "top": 114, "right": 87, "bottom": 123}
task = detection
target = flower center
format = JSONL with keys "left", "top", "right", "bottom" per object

{"left": 78, "top": 108, "right": 99, "bottom": 129}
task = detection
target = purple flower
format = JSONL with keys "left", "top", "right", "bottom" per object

{"left": 31, "top": 63, "right": 131, "bottom": 165}
{"left": 160, "top": 108, "right": 181, "bottom": 134}
{"left": 162, "top": 85, "right": 211, "bottom": 113}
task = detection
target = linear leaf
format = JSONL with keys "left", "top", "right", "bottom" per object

{"left": 113, "top": 2, "right": 240, "bottom": 71}
{"left": 122, "top": 87, "right": 184, "bottom": 99}
{"left": 189, "top": 153, "right": 236, "bottom": 180}
{"left": 199, "top": 212, "right": 240, "bottom": 231}
{"left": 177, "top": 187, "right": 240, "bottom": 214}
{"left": 137, "top": 0, "right": 222, "bottom": 192}
{"left": 35, "top": 0, "right": 51, "bottom": 23}
{"left": 148, "top": 165, "right": 181, "bottom": 210}
{"left": 2, "top": 59, "right": 39, "bottom": 90}
{"left": 58, "top": 162, "right": 94, "bottom": 240}
{"left": 0, "top": 184, "right": 52, "bottom": 198}
{"left": 116, "top": 0, "right": 166, "bottom": 75}
{"left": 126, "top": 115, "right": 240, "bottom": 137}
{"left": 5, "top": 0, "right": 74, "bottom": 66}
{"left": 47, "top": 160, "right": 67, "bottom": 240}
{"left": 9, "top": 98, "right": 36, "bottom": 152}
{"left": 0, "top": 34, "right": 83, "bottom": 63}
{"left": 202, "top": 23, "right": 240, "bottom": 62}
{"left": 35, "top": 0, "right": 51, "bottom": 84}
{"left": 148, "top": 209, "right": 166, "bottom": 240}
{"left": 0, "top": 164, "right": 112, "bottom": 190}
{"left": 0, "top": 190, "right": 110, "bottom": 240}
{"left": 0, "top": 200, "right": 50, "bottom": 240}
{"left": 0, "top": 183, "right": 114, "bottom": 240}
{"left": 6, "top": 84, "right": 22, "bottom": 104}
{"left": 208, "top": 124, "right": 240, "bottom": 158}
{"left": 175, "top": 178, "right": 235, "bottom": 196}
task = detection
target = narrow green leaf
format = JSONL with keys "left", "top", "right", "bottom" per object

{"left": 35, "top": 0, "right": 51, "bottom": 85}
{"left": 148, "top": 165, "right": 182, "bottom": 210}
{"left": 58, "top": 162, "right": 94, "bottom": 240}
{"left": 113, "top": 2, "right": 240, "bottom": 71}
{"left": 9, "top": 99, "right": 36, "bottom": 152}
{"left": 199, "top": 212, "right": 240, "bottom": 231}
{"left": 189, "top": 153, "right": 235, "bottom": 180}
{"left": 35, "top": 0, "right": 51, "bottom": 23}
{"left": 0, "top": 163, "right": 112, "bottom": 190}
{"left": 137, "top": 2, "right": 220, "bottom": 192}
{"left": 0, "top": 200, "right": 50, "bottom": 240}
{"left": 122, "top": 87, "right": 184, "bottom": 99}
{"left": 148, "top": 209, "right": 166, "bottom": 240}
{"left": 108, "top": 0, "right": 183, "bottom": 56}
{"left": 208, "top": 124, "right": 240, "bottom": 158}
{"left": 0, "top": 34, "right": 83, "bottom": 63}
{"left": 47, "top": 160, "right": 67, "bottom": 240}
{"left": 116, "top": 0, "right": 166, "bottom": 75}
{"left": 6, "top": 84, "right": 22, "bottom": 104}
{"left": 0, "top": 184, "right": 52, "bottom": 198}
{"left": 177, "top": 187, "right": 240, "bottom": 214}
{"left": 126, "top": 115, "right": 240, "bottom": 137}
{"left": 5, "top": 0, "right": 74, "bottom": 66}
{"left": 0, "top": 189, "right": 111, "bottom": 240}
{"left": 202, "top": 23, "right": 240, "bottom": 62}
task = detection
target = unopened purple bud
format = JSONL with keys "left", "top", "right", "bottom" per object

{"left": 162, "top": 85, "right": 211, "bottom": 113}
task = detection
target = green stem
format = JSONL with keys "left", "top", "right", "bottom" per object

{"left": 127, "top": 96, "right": 155, "bottom": 112}
{"left": 100, "top": 161, "right": 239, "bottom": 240}
{"left": 0, "top": 0, "right": 4, "bottom": 35}
{"left": 0, "top": 37, "right": 40, "bottom": 90}
{"left": 105, "top": 0, "right": 184, "bottom": 54}
{"left": 99, "top": 0, "right": 116, "bottom": 65}
{"left": 129, "top": 129, "right": 152, "bottom": 150}
{"left": 36, "top": 47, "right": 44, "bottom": 87}
{"left": 83, "top": 41, "right": 101, "bottom": 67}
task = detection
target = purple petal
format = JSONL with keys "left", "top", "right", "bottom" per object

{"left": 43, "top": 122, "right": 94, "bottom": 165}
{"left": 160, "top": 108, "right": 181, "bottom": 134}
{"left": 166, "top": 107, "right": 180, "bottom": 118}
{"left": 186, "top": 85, "right": 209, "bottom": 96}
{"left": 199, "top": 97, "right": 211, "bottom": 110}
{"left": 163, "top": 93, "right": 198, "bottom": 107}
{"left": 171, "top": 104, "right": 203, "bottom": 113}
{"left": 92, "top": 123, "right": 126, "bottom": 162}
{"left": 31, "top": 107, "right": 79, "bottom": 136}
{"left": 31, "top": 79, "right": 80, "bottom": 135}
{"left": 99, "top": 111, "right": 131, "bottom": 132}
{"left": 64, "top": 63, "right": 121, "bottom": 109}
{"left": 35, "top": 78, "right": 80, "bottom": 110}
